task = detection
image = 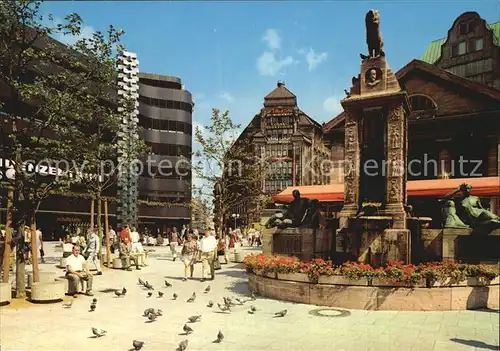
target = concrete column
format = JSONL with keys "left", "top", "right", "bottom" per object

{"left": 340, "top": 112, "right": 360, "bottom": 218}
{"left": 385, "top": 103, "right": 407, "bottom": 228}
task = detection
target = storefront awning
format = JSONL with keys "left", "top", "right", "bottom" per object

{"left": 272, "top": 177, "right": 500, "bottom": 203}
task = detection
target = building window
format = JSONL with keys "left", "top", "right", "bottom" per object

{"left": 459, "top": 21, "right": 468, "bottom": 35}
{"left": 410, "top": 95, "right": 437, "bottom": 112}
{"left": 475, "top": 38, "right": 484, "bottom": 51}
{"left": 451, "top": 45, "right": 458, "bottom": 57}
{"left": 458, "top": 41, "right": 466, "bottom": 55}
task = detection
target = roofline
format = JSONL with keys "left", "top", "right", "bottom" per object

{"left": 397, "top": 59, "right": 500, "bottom": 100}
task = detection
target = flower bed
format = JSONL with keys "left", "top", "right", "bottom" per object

{"left": 244, "top": 254, "right": 500, "bottom": 288}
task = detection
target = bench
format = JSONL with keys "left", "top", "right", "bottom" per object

{"left": 31, "top": 279, "right": 65, "bottom": 302}
{"left": 0, "top": 282, "right": 11, "bottom": 305}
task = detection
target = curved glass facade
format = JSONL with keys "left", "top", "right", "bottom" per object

{"left": 138, "top": 73, "right": 193, "bottom": 224}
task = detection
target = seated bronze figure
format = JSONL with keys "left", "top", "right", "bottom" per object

{"left": 439, "top": 183, "right": 500, "bottom": 234}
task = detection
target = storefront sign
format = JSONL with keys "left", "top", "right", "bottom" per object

{"left": 266, "top": 108, "right": 293, "bottom": 116}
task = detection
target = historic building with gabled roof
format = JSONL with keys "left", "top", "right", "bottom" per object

{"left": 322, "top": 11, "right": 500, "bottom": 222}
{"left": 227, "top": 81, "right": 330, "bottom": 226}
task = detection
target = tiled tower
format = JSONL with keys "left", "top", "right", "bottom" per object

{"left": 116, "top": 51, "right": 140, "bottom": 228}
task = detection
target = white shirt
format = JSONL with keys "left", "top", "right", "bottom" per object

{"left": 200, "top": 235, "right": 217, "bottom": 253}
{"left": 109, "top": 229, "right": 116, "bottom": 240}
{"left": 130, "top": 231, "right": 140, "bottom": 243}
{"left": 66, "top": 254, "right": 86, "bottom": 272}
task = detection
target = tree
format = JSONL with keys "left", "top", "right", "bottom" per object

{"left": 193, "top": 109, "right": 266, "bottom": 237}
{"left": 191, "top": 196, "right": 212, "bottom": 232}
{"left": 0, "top": 0, "right": 128, "bottom": 295}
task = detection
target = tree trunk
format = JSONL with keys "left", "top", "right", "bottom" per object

{"left": 104, "top": 200, "right": 111, "bottom": 267}
{"left": 30, "top": 214, "right": 39, "bottom": 283}
{"left": 15, "top": 225, "right": 26, "bottom": 298}
{"left": 1, "top": 189, "right": 13, "bottom": 283}
{"left": 90, "top": 198, "right": 95, "bottom": 229}
{"left": 97, "top": 197, "right": 102, "bottom": 241}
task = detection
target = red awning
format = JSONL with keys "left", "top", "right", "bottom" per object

{"left": 272, "top": 177, "right": 500, "bottom": 203}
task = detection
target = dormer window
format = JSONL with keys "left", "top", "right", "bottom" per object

{"left": 459, "top": 21, "right": 469, "bottom": 35}
{"left": 409, "top": 94, "right": 437, "bottom": 120}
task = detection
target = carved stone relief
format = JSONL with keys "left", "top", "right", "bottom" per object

{"left": 388, "top": 149, "right": 404, "bottom": 177}
{"left": 388, "top": 177, "right": 401, "bottom": 203}
{"left": 345, "top": 126, "right": 357, "bottom": 151}
{"left": 388, "top": 124, "right": 401, "bottom": 149}
{"left": 345, "top": 178, "right": 356, "bottom": 204}
{"left": 388, "top": 104, "right": 404, "bottom": 123}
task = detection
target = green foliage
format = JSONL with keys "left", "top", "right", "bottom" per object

{"left": 193, "top": 109, "right": 267, "bottom": 232}
{"left": 0, "top": 0, "right": 130, "bottom": 224}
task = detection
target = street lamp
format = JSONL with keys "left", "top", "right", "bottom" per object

{"left": 231, "top": 213, "right": 240, "bottom": 229}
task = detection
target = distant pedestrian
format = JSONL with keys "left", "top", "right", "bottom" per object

{"left": 169, "top": 228, "right": 180, "bottom": 261}
{"left": 84, "top": 228, "right": 102, "bottom": 275}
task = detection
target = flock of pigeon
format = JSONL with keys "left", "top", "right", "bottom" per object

{"left": 62, "top": 276, "right": 288, "bottom": 350}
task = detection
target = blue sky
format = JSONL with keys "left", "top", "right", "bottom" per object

{"left": 41, "top": 1, "right": 499, "bottom": 131}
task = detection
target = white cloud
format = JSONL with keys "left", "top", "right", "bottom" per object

{"left": 55, "top": 25, "right": 95, "bottom": 46}
{"left": 257, "top": 51, "right": 296, "bottom": 76}
{"left": 219, "top": 92, "right": 235, "bottom": 103}
{"left": 262, "top": 29, "right": 281, "bottom": 50}
{"left": 299, "top": 48, "right": 328, "bottom": 71}
{"left": 323, "top": 96, "right": 343, "bottom": 115}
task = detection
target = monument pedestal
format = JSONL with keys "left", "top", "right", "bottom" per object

{"left": 264, "top": 227, "right": 331, "bottom": 261}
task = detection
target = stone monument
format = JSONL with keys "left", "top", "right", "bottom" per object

{"left": 336, "top": 10, "right": 412, "bottom": 266}
{"left": 263, "top": 190, "right": 330, "bottom": 261}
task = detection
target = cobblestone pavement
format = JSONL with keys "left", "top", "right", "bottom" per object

{"left": 1, "top": 243, "right": 499, "bottom": 351}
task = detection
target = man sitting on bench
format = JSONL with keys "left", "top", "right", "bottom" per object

{"left": 66, "top": 245, "right": 93, "bottom": 297}
{"left": 119, "top": 236, "right": 141, "bottom": 271}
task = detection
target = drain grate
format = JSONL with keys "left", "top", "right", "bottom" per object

{"left": 308, "top": 308, "right": 351, "bottom": 318}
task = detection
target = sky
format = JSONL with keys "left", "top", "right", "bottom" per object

{"left": 41, "top": 1, "right": 500, "bottom": 128}
{"left": 40, "top": 1, "right": 499, "bottom": 194}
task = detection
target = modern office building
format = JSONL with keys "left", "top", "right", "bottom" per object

{"left": 137, "top": 73, "right": 193, "bottom": 231}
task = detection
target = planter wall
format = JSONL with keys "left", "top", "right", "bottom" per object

{"left": 277, "top": 273, "right": 309, "bottom": 282}
{"left": 248, "top": 273, "right": 499, "bottom": 311}
{"left": 372, "top": 278, "right": 426, "bottom": 288}
{"left": 318, "top": 275, "right": 369, "bottom": 286}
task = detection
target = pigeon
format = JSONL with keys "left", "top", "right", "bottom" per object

{"left": 62, "top": 301, "right": 73, "bottom": 308}
{"left": 250, "top": 305, "right": 257, "bottom": 312}
{"left": 165, "top": 280, "right": 172, "bottom": 287}
{"left": 92, "top": 298, "right": 98, "bottom": 303}
{"left": 91, "top": 327, "right": 106, "bottom": 337}
{"left": 178, "top": 339, "right": 188, "bottom": 351}
{"left": 114, "top": 290, "right": 123, "bottom": 297}
{"left": 183, "top": 324, "right": 193, "bottom": 335}
{"left": 187, "top": 315, "right": 201, "bottom": 323}
{"left": 147, "top": 292, "right": 152, "bottom": 298}
{"left": 216, "top": 330, "right": 224, "bottom": 343}
{"left": 204, "top": 285, "right": 211, "bottom": 293}
{"left": 132, "top": 340, "right": 144, "bottom": 350}
{"left": 143, "top": 308, "right": 155, "bottom": 316}
{"left": 235, "top": 297, "right": 245, "bottom": 305}
{"left": 274, "top": 309, "right": 287, "bottom": 317}
{"left": 144, "top": 281, "right": 154, "bottom": 290}
{"left": 154, "top": 309, "right": 163, "bottom": 316}
{"left": 206, "top": 300, "right": 214, "bottom": 308}
{"left": 138, "top": 278, "right": 145, "bottom": 285}
{"left": 122, "top": 287, "right": 127, "bottom": 295}
{"left": 217, "top": 303, "right": 230, "bottom": 312}
{"left": 172, "top": 293, "right": 178, "bottom": 300}
{"left": 89, "top": 303, "right": 96, "bottom": 312}
{"left": 158, "top": 291, "right": 164, "bottom": 298}
{"left": 147, "top": 312, "right": 157, "bottom": 322}
{"left": 186, "top": 292, "right": 196, "bottom": 303}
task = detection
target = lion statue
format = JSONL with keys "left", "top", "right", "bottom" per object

{"left": 364, "top": 9, "right": 385, "bottom": 59}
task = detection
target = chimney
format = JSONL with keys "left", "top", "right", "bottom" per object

{"left": 277, "top": 80, "right": 285, "bottom": 87}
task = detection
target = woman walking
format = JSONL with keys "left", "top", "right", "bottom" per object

{"left": 181, "top": 234, "right": 198, "bottom": 281}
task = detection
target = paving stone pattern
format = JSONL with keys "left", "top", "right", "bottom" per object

{"left": 0, "top": 243, "right": 498, "bottom": 351}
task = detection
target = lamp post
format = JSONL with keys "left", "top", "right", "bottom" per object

{"left": 232, "top": 213, "right": 240, "bottom": 230}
